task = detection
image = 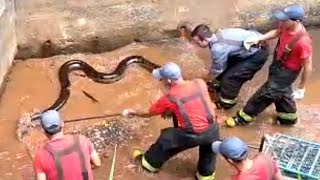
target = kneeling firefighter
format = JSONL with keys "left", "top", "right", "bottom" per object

{"left": 123, "top": 62, "right": 220, "bottom": 180}
{"left": 179, "top": 23, "right": 269, "bottom": 109}
{"left": 227, "top": 4, "right": 313, "bottom": 127}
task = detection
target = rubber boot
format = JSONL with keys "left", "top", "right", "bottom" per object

{"left": 276, "top": 117, "right": 298, "bottom": 125}
{"left": 215, "top": 99, "right": 236, "bottom": 110}
{"left": 225, "top": 113, "right": 251, "bottom": 128}
{"left": 195, "top": 171, "right": 215, "bottom": 180}
{"left": 132, "top": 150, "right": 159, "bottom": 173}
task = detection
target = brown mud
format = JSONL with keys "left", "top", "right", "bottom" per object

{"left": 0, "top": 29, "right": 319, "bottom": 179}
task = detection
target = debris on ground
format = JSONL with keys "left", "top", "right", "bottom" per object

{"left": 71, "top": 121, "right": 132, "bottom": 153}
{"left": 16, "top": 112, "right": 149, "bottom": 158}
{"left": 16, "top": 111, "right": 41, "bottom": 141}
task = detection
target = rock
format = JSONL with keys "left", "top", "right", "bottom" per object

{"left": 14, "top": 0, "right": 320, "bottom": 60}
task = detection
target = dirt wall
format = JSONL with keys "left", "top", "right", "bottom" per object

{"left": 13, "top": 0, "right": 320, "bottom": 59}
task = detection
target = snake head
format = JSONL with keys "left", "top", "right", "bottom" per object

{"left": 30, "top": 113, "right": 41, "bottom": 122}
{"left": 16, "top": 112, "right": 43, "bottom": 141}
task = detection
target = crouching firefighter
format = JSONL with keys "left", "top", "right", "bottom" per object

{"left": 179, "top": 23, "right": 269, "bottom": 109}
{"left": 34, "top": 110, "right": 101, "bottom": 180}
{"left": 227, "top": 4, "right": 312, "bottom": 127}
{"left": 122, "top": 62, "right": 220, "bottom": 180}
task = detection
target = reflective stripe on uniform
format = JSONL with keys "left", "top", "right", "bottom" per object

{"left": 238, "top": 109, "right": 254, "bottom": 122}
{"left": 277, "top": 112, "right": 298, "bottom": 120}
{"left": 219, "top": 96, "right": 237, "bottom": 105}
{"left": 196, "top": 171, "right": 215, "bottom": 180}
{"left": 142, "top": 156, "right": 159, "bottom": 172}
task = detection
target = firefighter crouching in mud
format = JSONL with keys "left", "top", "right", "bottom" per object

{"left": 227, "top": 4, "right": 313, "bottom": 127}
{"left": 122, "top": 62, "right": 220, "bottom": 180}
{"left": 178, "top": 23, "right": 269, "bottom": 110}
{"left": 211, "top": 137, "right": 283, "bottom": 180}
{"left": 33, "top": 110, "right": 101, "bottom": 180}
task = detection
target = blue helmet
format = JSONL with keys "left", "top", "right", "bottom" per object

{"left": 273, "top": 4, "right": 305, "bottom": 21}
{"left": 152, "top": 62, "right": 182, "bottom": 80}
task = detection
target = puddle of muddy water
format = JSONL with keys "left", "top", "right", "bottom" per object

{"left": 0, "top": 29, "right": 320, "bottom": 180}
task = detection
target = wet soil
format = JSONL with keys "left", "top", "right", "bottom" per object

{"left": 0, "top": 29, "right": 319, "bottom": 180}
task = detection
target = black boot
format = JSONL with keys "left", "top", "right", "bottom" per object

{"left": 277, "top": 117, "right": 298, "bottom": 125}
{"left": 215, "top": 99, "right": 236, "bottom": 110}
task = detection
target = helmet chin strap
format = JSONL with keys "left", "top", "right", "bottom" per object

{"left": 222, "top": 155, "right": 242, "bottom": 172}
{"left": 166, "top": 75, "right": 182, "bottom": 83}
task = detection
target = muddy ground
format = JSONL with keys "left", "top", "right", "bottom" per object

{"left": 0, "top": 29, "right": 319, "bottom": 179}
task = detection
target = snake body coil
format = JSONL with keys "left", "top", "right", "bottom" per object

{"left": 31, "top": 55, "right": 160, "bottom": 121}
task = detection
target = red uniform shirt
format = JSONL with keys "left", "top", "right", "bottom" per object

{"left": 149, "top": 79, "right": 217, "bottom": 133}
{"left": 276, "top": 26, "right": 312, "bottom": 71}
{"left": 34, "top": 135, "right": 95, "bottom": 180}
{"left": 233, "top": 154, "right": 280, "bottom": 180}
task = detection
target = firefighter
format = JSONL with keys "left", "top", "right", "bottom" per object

{"left": 122, "top": 62, "right": 220, "bottom": 180}
{"left": 178, "top": 23, "right": 269, "bottom": 109}
{"left": 33, "top": 110, "right": 101, "bottom": 180}
{"left": 211, "top": 137, "right": 283, "bottom": 180}
{"left": 227, "top": 4, "right": 313, "bottom": 127}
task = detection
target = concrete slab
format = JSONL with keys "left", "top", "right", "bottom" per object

{"left": 0, "top": 0, "right": 16, "bottom": 90}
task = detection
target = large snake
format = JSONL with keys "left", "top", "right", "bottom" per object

{"left": 30, "top": 55, "right": 161, "bottom": 121}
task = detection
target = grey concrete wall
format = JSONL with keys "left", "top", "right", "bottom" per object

{"left": 14, "top": 0, "right": 320, "bottom": 60}
{"left": 0, "top": 0, "right": 16, "bottom": 88}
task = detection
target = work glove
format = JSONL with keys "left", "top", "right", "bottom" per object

{"left": 122, "top": 108, "right": 136, "bottom": 118}
{"left": 243, "top": 36, "right": 260, "bottom": 50}
{"left": 292, "top": 88, "right": 305, "bottom": 100}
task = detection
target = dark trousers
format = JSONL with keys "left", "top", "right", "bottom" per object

{"left": 242, "top": 61, "right": 300, "bottom": 124}
{"left": 215, "top": 48, "right": 269, "bottom": 103}
{"left": 144, "top": 124, "right": 220, "bottom": 176}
